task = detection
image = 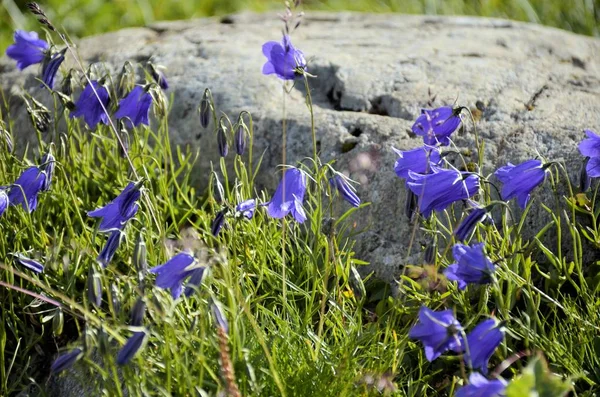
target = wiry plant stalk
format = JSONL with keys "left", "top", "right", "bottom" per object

{"left": 216, "top": 326, "right": 241, "bottom": 397}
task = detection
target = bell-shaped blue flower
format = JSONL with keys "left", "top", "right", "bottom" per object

{"left": 116, "top": 331, "right": 146, "bottom": 365}
{"left": 149, "top": 252, "right": 197, "bottom": 299}
{"left": 184, "top": 267, "right": 207, "bottom": 297}
{"left": 0, "top": 190, "right": 8, "bottom": 217}
{"left": 262, "top": 35, "right": 307, "bottom": 80}
{"left": 579, "top": 130, "right": 600, "bottom": 177}
{"left": 494, "top": 159, "right": 547, "bottom": 209}
{"left": 408, "top": 306, "right": 463, "bottom": 361}
{"left": 407, "top": 166, "right": 479, "bottom": 218}
{"left": 266, "top": 167, "right": 307, "bottom": 223}
{"left": 463, "top": 319, "right": 505, "bottom": 374}
{"left": 50, "top": 348, "right": 83, "bottom": 374}
{"left": 455, "top": 373, "right": 506, "bottom": 397}
{"left": 41, "top": 50, "right": 65, "bottom": 89}
{"left": 393, "top": 146, "right": 441, "bottom": 182}
{"left": 412, "top": 106, "right": 462, "bottom": 146}
{"left": 97, "top": 230, "right": 123, "bottom": 268}
{"left": 329, "top": 174, "right": 360, "bottom": 207}
{"left": 236, "top": 199, "right": 256, "bottom": 219}
{"left": 6, "top": 30, "right": 49, "bottom": 70}
{"left": 70, "top": 80, "right": 110, "bottom": 130}
{"left": 87, "top": 182, "right": 141, "bottom": 232}
{"left": 445, "top": 243, "right": 495, "bottom": 290}
{"left": 455, "top": 206, "right": 488, "bottom": 241}
{"left": 8, "top": 166, "right": 47, "bottom": 212}
{"left": 13, "top": 253, "right": 44, "bottom": 274}
{"left": 114, "top": 86, "right": 153, "bottom": 128}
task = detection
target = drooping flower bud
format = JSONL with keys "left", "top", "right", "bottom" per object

{"left": 130, "top": 298, "right": 146, "bottom": 326}
{"left": 234, "top": 122, "right": 247, "bottom": 155}
{"left": 199, "top": 89, "right": 211, "bottom": 128}
{"left": 40, "top": 151, "right": 55, "bottom": 191}
{"left": 51, "top": 348, "right": 83, "bottom": 374}
{"left": 217, "top": 123, "right": 229, "bottom": 157}
{"left": 211, "top": 210, "right": 226, "bottom": 237}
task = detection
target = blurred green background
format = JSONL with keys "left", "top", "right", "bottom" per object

{"left": 1, "top": 0, "right": 598, "bottom": 51}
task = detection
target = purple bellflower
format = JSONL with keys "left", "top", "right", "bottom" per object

{"left": 412, "top": 106, "right": 462, "bottom": 146}
{"left": 0, "top": 190, "right": 8, "bottom": 217}
{"left": 6, "top": 30, "right": 49, "bottom": 70}
{"left": 13, "top": 253, "right": 44, "bottom": 274}
{"left": 236, "top": 199, "right": 256, "bottom": 219}
{"left": 40, "top": 151, "right": 55, "bottom": 192}
{"left": 114, "top": 86, "right": 153, "bottom": 128}
{"left": 116, "top": 330, "right": 146, "bottom": 365}
{"left": 407, "top": 166, "right": 479, "bottom": 218}
{"left": 329, "top": 175, "right": 361, "bottom": 207}
{"left": 149, "top": 63, "right": 168, "bottom": 90}
{"left": 130, "top": 298, "right": 146, "bottom": 326}
{"left": 8, "top": 166, "right": 46, "bottom": 212}
{"left": 70, "top": 80, "right": 110, "bottom": 130}
{"left": 235, "top": 124, "right": 247, "bottom": 155}
{"left": 393, "top": 146, "right": 441, "bottom": 182}
{"left": 445, "top": 243, "right": 495, "bottom": 290}
{"left": 149, "top": 252, "right": 198, "bottom": 299}
{"left": 41, "top": 50, "right": 65, "bottom": 89}
{"left": 211, "top": 210, "right": 226, "bottom": 236}
{"left": 494, "top": 159, "right": 547, "bottom": 209}
{"left": 455, "top": 206, "right": 488, "bottom": 241}
{"left": 455, "top": 373, "right": 506, "bottom": 397}
{"left": 50, "top": 348, "right": 83, "bottom": 374}
{"left": 88, "top": 181, "right": 142, "bottom": 232}
{"left": 184, "top": 267, "right": 207, "bottom": 297}
{"left": 97, "top": 230, "right": 123, "bottom": 268}
{"left": 463, "top": 319, "right": 505, "bottom": 374}
{"left": 578, "top": 129, "right": 600, "bottom": 177}
{"left": 408, "top": 306, "right": 463, "bottom": 362}
{"left": 262, "top": 35, "right": 307, "bottom": 80}
{"left": 266, "top": 167, "right": 307, "bottom": 223}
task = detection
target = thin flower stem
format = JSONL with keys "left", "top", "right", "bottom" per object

{"left": 281, "top": 84, "right": 288, "bottom": 307}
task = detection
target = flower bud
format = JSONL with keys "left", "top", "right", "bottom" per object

{"left": 51, "top": 348, "right": 82, "bottom": 373}
{"left": 234, "top": 123, "right": 247, "bottom": 155}
{"left": 130, "top": 298, "right": 146, "bottom": 326}
{"left": 199, "top": 89, "right": 211, "bottom": 128}
{"left": 211, "top": 210, "right": 226, "bottom": 237}
{"left": 217, "top": 125, "right": 228, "bottom": 157}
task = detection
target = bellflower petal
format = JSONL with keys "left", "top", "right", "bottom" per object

{"left": 114, "top": 86, "right": 153, "bottom": 128}
{"left": 70, "top": 80, "right": 110, "bottom": 130}
{"left": 407, "top": 166, "right": 479, "bottom": 218}
{"left": 408, "top": 306, "right": 463, "bottom": 361}
{"left": 13, "top": 253, "right": 44, "bottom": 274}
{"left": 97, "top": 230, "right": 123, "bottom": 268}
{"left": 41, "top": 50, "right": 65, "bottom": 89}
{"left": 455, "top": 207, "right": 488, "bottom": 241}
{"left": 444, "top": 243, "right": 495, "bottom": 290}
{"left": 130, "top": 298, "right": 146, "bottom": 326}
{"left": 262, "top": 35, "right": 307, "bottom": 80}
{"left": 0, "top": 190, "right": 8, "bottom": 217}
{"left": 266, "top": 168, "right": 308, "bottom": 223}
{"left": 412, "top": 106, "right": 462, "bottom": 146}
{"left": 329, "top": 175, "right": 361, "bottom": 207}
{"left": 586, "top": 156, "right": 600, "bottom": 178}
{"left": 211, "top": 210, "right": 226, "bottom": 236}
{"left": 40, "top": 151, "right": 56, "bottom": 192}
{"left": 184, "top": 267, "right": 207, "bottom": 297}
{"left": 236, "top": 199, "right": 256, "bottom": 219}
{"left": 495, "top": 159, "right": 547, "bottom": 209}
{"left": 8, "top": 166, "right": 46, "bottom": 212}
{"left": 578, "top": 129, "right": 600, "bottom": 158}
{"left": 149, "top": 253, "right": 196, "bottom": 299}
{"left": 464, "top": 319, "right": 505, "bottom": 374}
{"left": 455, "top": 373, "right": 506, "bottom": 397}
{"left": 50, "top": 348, "right": 83, "bottom": 374}
{"left": 6, "top": 30, "right": 49, "bottom": 70}
{"left": 393, "top": 146, "right": 441, "bottom": 181}
{"left": 88, "top": 182, "right": 141, "bottom": 232}
{"left": 116, "top": 331, "right": 146, "bottom": 365}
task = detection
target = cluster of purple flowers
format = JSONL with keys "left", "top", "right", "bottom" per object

{"left": 409, "top": 306, "right": 506, "bottom": 395}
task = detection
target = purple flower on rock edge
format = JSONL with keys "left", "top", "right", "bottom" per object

{"left": 408, "top": 306, "right": 463, "bottom": 362}
{"left": 407, "top": 166, "right": 479, "bottom": 218}
{"left": 116, "top": 331, "right": 146, "bottom": 365}
{"left": 41, "top": 50, "right": 65, "bottom": 89}
{"left": 70, "top": 80, "right": 110, "bottom": 130}
{"left": 13, "top": 253, "right": 44, "bottom": 274}
{"left": 494, "top": 159, "right": 547, "bottom": 209}
{"left": 40, "top": 151, "right": 56, "bottom": 192}
{"left": 578, "top": 130, "right": 600, "bottom": 178}
{"left": 412, "top": 106, "right": 462, "bottom": 146}
{"left": 114, "top": 86, "right": 153, "bottom": 128}
{"left": 97, "top": 230, "right": 123, "bottom": 268}
{"left": 149, "top": 252, "right": 198, "bottom": 299}
{"left": 0, "top": 190, "right": 8, "bottom": 217}
{"left": 266, "top": 167, "right": 307, "bottom": 223}
{"left": 236, "top": 199, "right": 256, "bottom": 219}
{"left": 455, "top": 372, "right": 507, "bottom": 397}
{"left": 87, "top": 182, "right": 142, "bottom": 232}
{"left": 50, "top": 348, "right": 83, "bottom": 374}
{"left": 6, "top": 30, "right": 49, "bottom": 70}
{"left": 262, "top": 35, "right": 307, "bottom": 80}
{"left": 444, "top": 243, "right": 495, "bottom": 290}
{"left": 8, "top": 166, "right": 47, "bottom": 212}
{"left": 393, "top": 146, "right": 442, "bottom": 182}
{"left": 462, "top": 319, "right": 505, "bottom": 375}
{"left": 455, "top": 206, "right": 488, "bottom": 242}
{"left": 329, "top": 175, "right": 361, "bottom": 207}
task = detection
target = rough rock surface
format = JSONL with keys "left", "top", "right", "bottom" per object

{"left": 1, "top": 12, "right": 600, "bottom": 287}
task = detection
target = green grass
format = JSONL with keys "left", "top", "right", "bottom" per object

{"left": 1, "top": 2, "right": 599, "bottom": 396}
{"left": 0, "top": 0, "right": 598, "bottom": 51}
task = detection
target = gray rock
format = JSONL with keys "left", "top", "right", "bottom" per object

{"left": 1, "top": 12, "right": 599, "bottom": 286}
